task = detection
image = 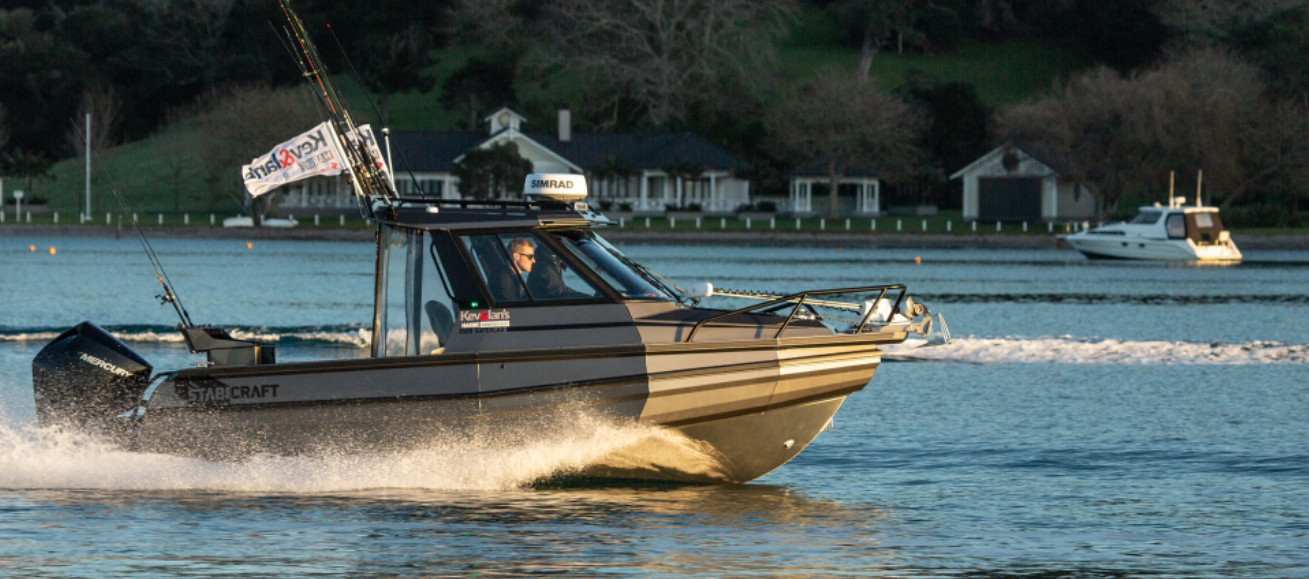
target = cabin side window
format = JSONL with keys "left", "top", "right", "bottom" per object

{"left": 376, "top": 227, "right": 467, "bottom": 357}
{"left": 460, "top": 233, "right": 604, "bottom": 305}
{"left": 1165, "top": 214, "right": 1187, "bottom": 239}
{"left": 1131, "top": 211, "right": 1162, "bottom": 224}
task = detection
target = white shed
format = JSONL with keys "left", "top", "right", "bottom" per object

{"left": 950, "top": 145, "right": 1096, "bottom": 222}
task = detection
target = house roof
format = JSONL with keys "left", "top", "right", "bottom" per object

{"left": 949, "top": 144, "right": 1067, "bottom": 180}
{"left": 389, "top": 130, "right": 741, "bottom": 174}
{"left": 790, "top": 161, "right": 878, "bottom": 178}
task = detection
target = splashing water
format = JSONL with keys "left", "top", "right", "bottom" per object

{"left": 886, "top": 336, "right": 1309, "bottom": 365}
{"left": 0, "top": 412, "right": 731, "bottom": 492}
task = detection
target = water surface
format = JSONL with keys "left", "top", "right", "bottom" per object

{"left": 1, "top": 237, "right": 1305, "bottom": 577}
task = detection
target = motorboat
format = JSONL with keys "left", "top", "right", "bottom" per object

{"left": 28, "top": 3, "right": 948, "bottom": 483}
{"left": 31, "top": 175, "right": 949, "bottom": 483}
{"left": 1063, "top": 195, "right": 1241, "bottom": 261}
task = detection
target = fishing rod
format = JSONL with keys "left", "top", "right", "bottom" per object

{"left": 70, "top": 119, "right": 194, "bottom": 329}
{"left": 275, "top": 0, "right": 397, "bottom": 211}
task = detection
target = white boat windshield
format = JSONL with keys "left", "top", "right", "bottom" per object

{"left": 1131, "top": 210, "right": 1162, "bottom": 224}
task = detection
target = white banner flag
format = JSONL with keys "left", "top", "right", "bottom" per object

{"left": 345, "top": 124, "right": 388, "bottom": 176}
{"left": 241, "top": 122, "right": 390, "bottom": 197}
{"left": 242, "top": 122, "right": 345, "bottom": 197}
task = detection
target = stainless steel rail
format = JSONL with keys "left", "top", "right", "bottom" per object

{"left": 684, "top": 284, "right": 908, "bottom": 343}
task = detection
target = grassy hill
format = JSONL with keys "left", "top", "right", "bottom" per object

{"left": 25, "top": 11, "right": 1089, "bottom": 215}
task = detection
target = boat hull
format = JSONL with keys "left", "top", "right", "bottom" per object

{"left": 1065, "top": 235, "right": 1241, "bottom": 261}
{"left": 132, "top": 335, "right": 888, "bottom": 483}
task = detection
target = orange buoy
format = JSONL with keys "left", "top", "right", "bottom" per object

{"left": 49, "top": 247, "right": 56, "bottom": 255}
{"left": 837, "top": 247, "right": 844, "bottom": 252}
{"left": 29, "top": 245, "right": 35, "bottom": 252}
{"left": 914, "top": 256, "right": 922, "bottom": 264}
{"left": 245, "top": 242, "right": 253, "bottom": 249}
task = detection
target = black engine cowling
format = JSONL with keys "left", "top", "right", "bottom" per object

{"left": 32, "top": 322, "right": 153, "bottom": 430}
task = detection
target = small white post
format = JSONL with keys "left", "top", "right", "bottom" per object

{"left": 340, "top": 214, "right": 346, "bottom": 226}
{"left": 922, "top": 219, "right": 927, "bottom": 231}
{"left": 769, "top": 217, "right": 775, "bottom": 229}
{"left": 947, "top": 220, "right": 952, "bottom": 232}
{"left": 996, "top": 221, "right": 1001, "bottom": 232}
{"left": 1, "top": 210, "right": 5, "bottom": 223}
{"left": 645, "top": 216, "right": 651, "bottom": 228}
{"left": 619, "top": 217, "right": 625, "bottom": 228}
{"left": 670, "top": 217, "right": 677, "bottom": 228}
{"left": 26, "top": 212, "right": 31, "bottom": 223}
{"left": 795, "top": 218, "right": 800, "bottom": 230}
{"left": 820, "top": 218, "right": 825, "bottom": 231}
{"left": 972, "top": 221, "right": 977, "bottom": 232}
{"left": 1023, "top": 221, "right": 1028, "bottom": 232}
{"left": 720, "top": 217, "right": 726, "bottom": 229}
{"left": 845, "top": 218, "right": 850, "bottom": 231}
{"left": 106, "top": 212, "right": 111, "bottom": 225}
{"left": 896, "top": 219, "right": 902, "bottom": 232}
{"left": 132, "top": 212, "right": 137, "bottom": 223}
{"left": 1048, "top": 221, "right": 1053, "bottom": 233}
{"left": 53, "top": 212, "right": 58, "bottom": 224}
{"left": 158, "top": 213, "right": 163, "bottom": 225}
{"left": 746, "top": 218, "right": 752, "bottom": 229}
{"left": 871, "top": 219, "right": 876, "bottom": 231}
{"left": 184, "top": 214, "right": 189, "bottom": 225}
{"left": 210, "top": 214, "right": 215, "bottom": 225}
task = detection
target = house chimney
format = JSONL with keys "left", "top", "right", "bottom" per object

{"left": 558, "top": 107, "right": 571, "bottom": 143}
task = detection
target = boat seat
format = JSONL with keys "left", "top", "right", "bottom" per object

{"left": 425, "top": 301, "right": 455, "bottom": 348}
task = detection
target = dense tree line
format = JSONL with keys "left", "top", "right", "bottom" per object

{"left": 2, "top": 0, "right": 1307, "bottom": 221}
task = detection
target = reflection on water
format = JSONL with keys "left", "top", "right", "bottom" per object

{"left": 2, "top": 485, "right": 895, "bottom": 577}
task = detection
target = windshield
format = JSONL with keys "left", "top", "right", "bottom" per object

{"left": 1131, "top": 210, "right": 1162, "bottom": 224}
{"left": 550, "top": 231, "right": 674, "bottom": 300}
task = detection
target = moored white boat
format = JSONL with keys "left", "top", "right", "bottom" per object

{"left": 1063, "top": 194, "right": 1241, "bottom": 262}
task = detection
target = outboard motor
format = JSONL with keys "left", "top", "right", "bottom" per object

{"left": 32, "top": 322, "right": 153, "bottom": 430}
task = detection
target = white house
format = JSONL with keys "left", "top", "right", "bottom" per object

{"left": 950, "top": 145, "right": 1096, "bottom": 222}
{"left": 278, "top": 108, "right": 751, "bottom": 215}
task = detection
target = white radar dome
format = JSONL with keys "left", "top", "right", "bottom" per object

{"left": 524, "top": 173, "right": 587, "bottom": 201}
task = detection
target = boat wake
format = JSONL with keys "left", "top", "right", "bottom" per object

{"left": 884, "top": 336, "right": 1309, "bottom": 365}
{"left": 0, "top": 413, "right": 729, "bottom": 492}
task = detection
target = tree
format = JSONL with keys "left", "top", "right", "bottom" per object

{"left": 768, "top": 73, "right": 925, "bottom": 218}
{"left": 996, "top": 51, "right": 1268, "bottom": 219}
{"left": 0, "top": 102, "right": 9, "bottom": 154}
{"left": 189, "top": 84, "right": 322, "bottom": 223}
{"left": 1228, "top": 5, "right": 1309, "bottom": 102}
{"left": 356, "top": 24, "right": 438, "bottom": 126}
{"left": 1153, "top": 0, "right": 1303, "bottom": 47}
{"left": 440, "top": 59, "right": 517, "bottom": 130}
{"left": 451, "top": 142, "right": 533, "bottom": 200}
{"left": 829, "top": 0, "right": 953, "bottom": 77}
{"left": 7, "top": 148, "right": 54, "bottom": 199}
{"left": 544, "top": 0, "right": 796, "bottom": 128}
{"left": 0, "top": 8, "right": 89, "bottom": 162}
{"left": 907, "top": 78, "right": 991, "bottom": 178}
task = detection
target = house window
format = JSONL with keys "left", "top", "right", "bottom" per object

{"left": 398, "top": 178, "right": 444, "bottom": 197}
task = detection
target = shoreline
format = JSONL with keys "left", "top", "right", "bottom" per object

{"left": 1, "top": 224, "right": 1306, "bottom": 250}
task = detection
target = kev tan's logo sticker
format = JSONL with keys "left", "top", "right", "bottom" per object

{"left": 459, "top": 309, "right": 511, "bottom": 332}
